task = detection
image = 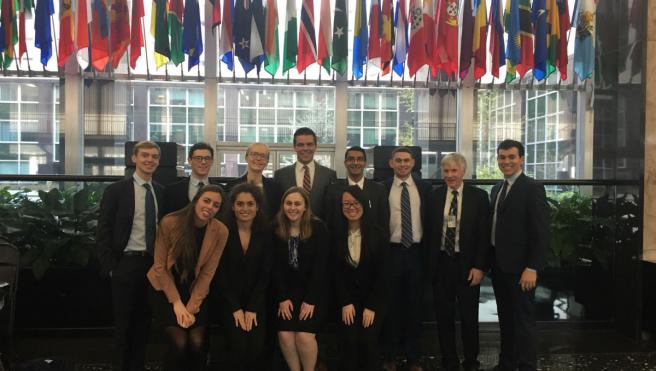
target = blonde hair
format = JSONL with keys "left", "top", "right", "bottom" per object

{"left": 274, "top": 187, "right": 314, "bottom": 241}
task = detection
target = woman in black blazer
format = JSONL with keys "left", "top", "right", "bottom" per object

{"left": 216, "top": 183, "right": 273, "bottom": 370}
{"left": 273, "top": 187, "right": 329, "bottom": 371}
{"left": 334, "top": 186, "right": 391, "bottom": 371}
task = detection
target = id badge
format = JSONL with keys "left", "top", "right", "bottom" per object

{"left": 447, "top": 215, "right": 457, "bottom": 228}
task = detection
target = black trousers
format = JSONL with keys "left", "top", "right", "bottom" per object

{"left": 222, "top": 313, "right": 267, "bottom": 371}
{"left": 432, "top": 252, "right": 480, "bottom": 369}
{"left": 491, "top": 267, "right": 537, "bottom": 371}
{"left": 381, "top": 243, "right": 423, "bottom": 363}
{"left": 111, "top": 255, "right": 152, "bottom": 371}
{"left": 337, "top": 304, "right": 384, "bottom": 371}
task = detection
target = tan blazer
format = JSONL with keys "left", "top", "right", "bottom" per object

{"left": 147, "top": 215, "right": 228, "bottom": 314}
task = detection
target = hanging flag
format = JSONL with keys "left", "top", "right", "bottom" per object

{"left": 110, "top": 0, "right": 130, "bottom": 68}
{"left": 517, "top": 0, "right": 533, "bottom": 77}
{"left": 544, "top": 0, "right": 560, "bottom": 79}
{"left": 573, "top": 0, "right": 596, "bottom": 80}
{"left": 472, "top": 0, "right": 488, "bottom": 80}
{"left": 504, "top": 0, "right": 520, "bottom": 82}
{"left": 250, "top": 0, "right": 265, "bottom": 69}
{"left": 422, "top": 0, "right": 434, "bottom": 70}
{"left": 459, "top": 0, "right": 474, "bottom": 79}
{"left": 316, "top": 0, "right": 331, "bottom": 73}
{"left": 169, "top": 0, "right": 184, "bottom": 66}
{"left": 129, "top": 0, "right": 145, "bottom": 69}
{"left": 368, "top": 0, "right": 382, "bottom": 69}
{"left": 18, "top": 0, "right": 34, "bottom": 63}
{"left": 90, "top": 0, "right": 110, "bottom": 71}
{"left": 488, "top": 0, "right": 505, "bottom": 78}
{"left": 282, "top": 0, "right": 297, "bottom": 73}
{"left": 532, "top": 0, "right": 548, "bottom": 80}
{"left": 432, "top": 0, "right": 457, "bottom": 77}
{"left": 183, "top": 0, "right": 204, "bottom": 70}
{"left": 352, "top": 0, "right": 368, "bottom": 79}
{"left": 219, "top": 0, "right": 234, "bottom": 70}
{"left": 555, "top": 0, "right": 570, "bottom": 80}
{"left": 331, "top": 0, "right": 347, "bottom": 75}
{"left": 210, "top": 0, "right": 221, "bottom": 31}
{"left": 264, "top": 0, "right": 279, "bottom": 75}
{"left": 380, "top": 0, "right": 393, "bottom": 75}
{"left": 0, "top": 0, "right": 18, "bottom": 68}
{"left": 76, "top": 0, "right": 91, "bottom": 69}
{"left": 234, "top": 0, "right": 255, "bottom": 72}
{"left": 34, "top": 0, "right": 54, "bottom": 66}
{"left": 151, "top": 0, "right": 170, "bottom": 68}
{"left": 58, "top": 0, "right": 74, "bottom": 67}
{"left": 407, "top": 0, "right": 427, "bottom": 77}
{"left": 392, "top": 0, "right": 407, "bottom": 77}
{"left": 297, "top": 0, "right": 317, "bottom": 73}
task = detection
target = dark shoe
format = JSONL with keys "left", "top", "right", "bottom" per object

{"left": 315, "top": 358, "right": 329, "bottom": 371}
{"left": 382, "top": 360, "right": 397, "bottom": 371}
{"left": 408, "top": 362, "right": 424, "bottom": 371}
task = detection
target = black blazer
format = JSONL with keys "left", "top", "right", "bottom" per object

{"left": 426, "top": 184, "right": 490, "bottom": 281}
{"left": 334, "top": 225, "right": 391, "bottom": 312}
{"left": 162, "top": 177, "right": 222, "bottom": 216}
{"left": 382, "top": 173, "right": 433, "bottom": 246}
{"left": 490, "top": 173, "right": 550, "bottom": 274}
{"left": 216, "top": 223, "right": 273, "bottom": 315}
{"left": 273, "top": 219, "right": 329, "bottom": 306}
{"left": 225, "top": 174, "right": 283, "bottom": 219}
{"left": 323, "top": 179, "right": 391, "bottom": 236}
{"left": 96, "top": 177, "right": 165, "bottom": 276}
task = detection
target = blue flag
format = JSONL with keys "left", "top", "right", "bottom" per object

{"left": 220, "top": 0, "right": 235, "bottom": 70}
{"left": 392, "top": 0, "right": 407, "bottom": 77}
{"left": 34, "top": 0, "right": 55, "bottom": 65}
{"left": 234, "top": 0, "right": 255, "bottom": 73}
{"left": 573, "top": 0, "right": 595, "bottom": 80}
{"left": 504, "top": 0, "right": 521, "bottom": 82}
{"left": 532, "top": 0, "right": 547, "bottom": 80}
{"left": 183, "top": 0, "right": 204, "bottom": 70}
{"left": 352, "top": 0, "right": 368, "bottom": 79}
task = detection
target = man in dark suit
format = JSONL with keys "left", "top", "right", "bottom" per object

{"left": 163, "top": 142, "right": 219, "bottom": 215}
{"left": 490, "top": 139, "right": 549, "bottom": 371}
{"left": 427, "top": 153, "right": 490, "bottom": 371}
{"left": 324, "top": 146, "right": 389, "bottom": 232}
{"left": 226, "top": 142, "right": 283, "bottom": 219}
{"left": 97, "top": 141, "right": 165, "bottom": 371}
{"left": 273, "top": 127, "right": 336, "bottom": 219}
{"left": 381, "top": 147, "right": 432, "bottom": 371}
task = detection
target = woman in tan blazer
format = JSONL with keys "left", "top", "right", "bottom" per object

{"left": 147, "top": 184, "right": 229, "bottom": 371}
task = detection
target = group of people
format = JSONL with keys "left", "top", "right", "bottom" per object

{"left": 96, "top": 127, "right": 549, "bottom": 371}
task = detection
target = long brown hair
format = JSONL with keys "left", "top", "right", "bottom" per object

{"left": 274, "top": 187, "right": 314, "bottom": 241}
{"left": 169, "top": 184, "right": 224, "bottom": 283}
{"left": 225, "top": 182, "right": 269, "bottom": 233}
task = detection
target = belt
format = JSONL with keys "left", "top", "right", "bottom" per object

{"left": 123, "top": 251, "right": 151, "bottom": 257}
{"left": 390, "top": 242, "right": 421, "bottom": 248}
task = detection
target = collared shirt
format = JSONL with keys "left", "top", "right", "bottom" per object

{"left": 347, "top": 229, "right": 362, "bottom": 267}
{"left": 295, "top": 161, "right": 315, "bottom": 189}
{"left": 188, "top": 175, "right": 210, "bottom": 202}
{"left": 491, "top": 170, "right": 522, "bottom": 246}
{"left": 347, "top": 176, "right": 365, "bottom": 190}
{"left": 441, "top": 183, "right": 464, "bottom": 252}
{"left": 389, "top": 176, "right": 422, "bottom": 244}
{"left": 125, "top": 173, "right": 159, "bottom": 252}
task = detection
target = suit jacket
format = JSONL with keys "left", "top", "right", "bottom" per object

{"left": 323, "top": 179, "right": 391, "bottom": 235}
{"left": 216, "top": 223, "right": 273, "bottom": 315}
{"left": 426, "top": 184, "right": 491, "bottom": 281}
{"left": 226, "top": 174, "right": 283, "bottom": 219}
{"left": 162, "top": 177, "right": 222, "bottom": 216}
{"left": 96, "top": 177, "right": 165, "bottom": 276}
{"left": 273, "top": 162, "right": 337, "bottom": 219}
{"left": 383, "top": 173, "right": 433, "bottom": 245}
{"left": 147, "top": 215, "right": 228, "bottom": 314}
{"left": 490, "top": 173, "right": 550, "bottom": 274}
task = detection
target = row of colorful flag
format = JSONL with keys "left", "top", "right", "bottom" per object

{"left": 0, "top": 0, "right": 598, "bottom": 81}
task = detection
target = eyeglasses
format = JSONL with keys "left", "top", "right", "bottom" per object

{"left": 342, "top": 201, "right": 362, "bottom": 209}
{"left": 248, "top": 152, "right": 268, "bottom": 159}
{"left": 345, "top": 156, "right": 365, "bottom": 163}
{"left": 191, "top": 156, "right": 213, "bottom": 163}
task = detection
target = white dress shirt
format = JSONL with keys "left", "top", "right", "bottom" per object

{"left": 125, "top": 173, "right": 159, "bottom": 252}
{"left": 188, "top": 175, "right": 210, "bottom": 202}
{"left": 294, "top": 161, "right": 316, "bottom": 188}
{"left": 389, "top": 176, "right": 422, "bottom": 244}
{"left": 491, "top": 170, "right": 522, "bottom": 246}
{"left": 347, "top": 229, "right": 362, "bottom": 267}
{"left": 441, "top": 184, "right": 464, "bottom": 252}
{"left": 347, "top": 176, "right": 365, "bottom": 189}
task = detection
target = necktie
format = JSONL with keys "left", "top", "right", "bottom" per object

{"left": 400, "top": 182, "right": 412, "bottom": 248}
{"left": 144, "top": 183, "right": 156, "bottom": 254}
{"left": 302, "top": 165, "right": 311, "bottom": 194}
{"left": 444, "top": 190, "right": 458, "bottom": 256}
{"left": 197, "top": 181, "right": 205, "bottom": 197}
{"left": 497, "top": 180, "right": 509, "bottom": 213}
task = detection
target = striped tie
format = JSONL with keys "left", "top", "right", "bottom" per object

{"left": 444, "top": 190, "right": 458, "bottom": 256}
{"left": 401, "top": 182, "right": 412, "bottom": 248}
{"left": 303, "top": 165, "right": 312, "bottom": 194}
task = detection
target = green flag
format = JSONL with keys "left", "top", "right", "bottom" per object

{"left": 282, "top": 0, "right": 297, "bottom": 73}
{"left": 264, "top": 0, "right": 279, "bottom": 75}
{"left": 331, "top": 0, "right": 347, "bottom": 75}
{"left": 168, "top": 0, "right": 184, "bottom": 66}
{"left": 151, "top": 0, "right": 170, "bottom": 68}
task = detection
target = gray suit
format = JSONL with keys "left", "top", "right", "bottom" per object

{"left": 274, "top": 161, "right": 337, "bottom": 219}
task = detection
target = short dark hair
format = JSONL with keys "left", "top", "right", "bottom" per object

{"left": 497, "top": 139, "right": 525, "bottom": 157}
{"left": 391, "top": 146, "right": 414, "bottom": 159}
{"left": 345, "top": 146, "right": 367, "bottom": 161}
{"left": 293, "top": 127, "right": 317, "bottom": 146}
{"left": 188, "top": 142, "right": 214, "bottom": 159}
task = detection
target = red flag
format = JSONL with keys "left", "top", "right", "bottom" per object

{"left": 488, "top": 0, "right": 505, "bottom": 78}
{"left": 297, "top": 0, "right": 317, "bottom": 73}
{"left": 129, "top": 0, "right": 144, "bottom": 69}
{"left": 432, "top": 0, "right": 458, "bottom": 76}
{"left": 210, "top": 0, "right": 221, "bottom": 31}
{"left": 472, "top": 0, "right": 488, "bottom": 79}
{"left": 110, "top": 0, "right": 130, "bottom": 67}
{"left": 380, "top": 0, "right": 393, "bottom": 74}
{"left": 516, "top": 0, "right": 533, "bottom": 77}
{"left": 368, "top": 0, "right": 382, "bottom": 68}
{"left": 58, "top": 0, "right": 75, "bottom": 67}
{"left": 459, "top": 0, "right": 473, "bottom": 79}
{"left": 18, "top": 0, "right": 31, "bottom": 62}
{"left": 91, "top": 0, "right": 110, "bottom": 71}
{"left": 407, "top": 0, "right": 429, "bottom": 76}
{"left": 422, "top": 0, "right": 434, "bottom": 70}
{"left": 556, "top": 0, "right": 570, "bottom": 80}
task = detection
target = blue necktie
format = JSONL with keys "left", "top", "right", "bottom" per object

{"left": 401, "top": 182, "right": 412, "bottom": 248}
{"left": 143, "top": 183, "right": 156, "bottom": 254}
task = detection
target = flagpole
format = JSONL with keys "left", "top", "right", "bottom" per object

{"left": 140, "top": 17, "right": 151, "bottom": 79}
{"left": 24, "top": 39, "right": 32, "bottom": 74}
{"left": 303, "top": 69, "right": 306, "bottom": 85}
{"left": 232, "top": 53, "right": 236, "bottom": 82}
{"left": 107, "top": 0, "right": 113, "bottom": 75}
{"left": 51, "top": 15, "right": 60, "bottom": 72}
{"left": 318, "top": 64, "right": 321, "bottom": 85}
{"left": 87, "top": 21, "right": 96, "bottom": 79}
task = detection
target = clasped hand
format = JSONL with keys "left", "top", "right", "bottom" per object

{"left": 173, "top": 300, "right": 195, "bottom": 328}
